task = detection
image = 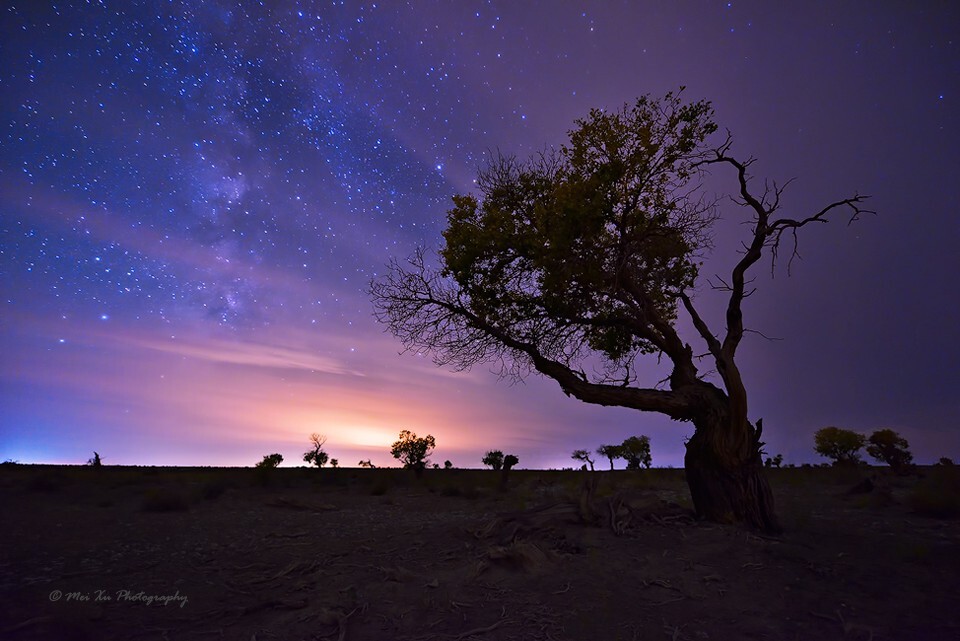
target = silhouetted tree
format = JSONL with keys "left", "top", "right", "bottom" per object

{"left": 571, "top": 449, "right": 595, "bottom": 471}
{"left": 620, "top": 436, "right": 652, "bottom": 470}
{"left": 814, "top": 427, "right": 866, "bottom": 466}
{"left": 764, "top": 454, "right": 783, "bottom": 468}
{"left": 256, "top": 453, "right": 283, "bottom": 468}
{"left": 390, "top": 430, "right": 435, "bottom": 477}
{"left": 938, "top": 457, "right": 955, "bottom": 466}
{"left": 358, "top": 459, "right": 376, "bottom": 468}
{"left": 866, "top": 429, "right": 913, "bottom": 473}
{"left": 596, "top": 444, "right": 623, "bottom": 470}
{"left": 444, "top": 460, "right": 453, "bottom": 469}
{"left": 371, "top": 90, "right": 870, "bottom": 533}
{"left": 499, "top": 453, "right": 519, "bottom": 490}
{"left": 330, "top": 458, "right": 339, "bottom": 468}
{"left": 482, "top": 450, "right": 505, "bottom": 470}
{"left": 86, "top": 451, "right": 102, "bottom": 467}
{"left": 303, "top": 433, "right": 329, "bottom": 468}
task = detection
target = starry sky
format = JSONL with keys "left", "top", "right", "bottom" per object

{"left": 2, "top": 1, "right": 958, "bottom": 469}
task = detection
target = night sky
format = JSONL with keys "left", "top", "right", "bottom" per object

{"left": 2, "top": 1, "right": 958, "bottom": 469}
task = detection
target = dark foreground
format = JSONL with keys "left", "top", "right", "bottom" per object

{"left": 1, "top": 464, "right": 958, "bottom": 640}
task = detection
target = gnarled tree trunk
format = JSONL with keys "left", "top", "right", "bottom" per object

{"left": 683, "top": 399, "right": 781, "bottom": 534}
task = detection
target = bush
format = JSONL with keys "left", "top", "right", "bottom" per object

{"left": 256, "top": 453, "right": 283, "bottom": 468}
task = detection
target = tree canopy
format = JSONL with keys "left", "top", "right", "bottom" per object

{"left": 390, "top": 430, "right": 436, "bottom": 473}
{"left": 866, "top": 429, "right": 913, "bottom": 472}
{"left": 814, "top": 427, "right": 866, "bottom": 465}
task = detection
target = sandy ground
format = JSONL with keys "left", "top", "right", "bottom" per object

{"left": 1, "top": 465, "right": 958, "bottom": 640}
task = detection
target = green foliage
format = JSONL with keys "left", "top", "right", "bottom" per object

{"left": 482, "top": 450, "right": 505, "bottom": 470}
{"left": 814, "top": 427, "right": 866, "bottom": 465}
{"left": 865, "top": 429, "right": 913, "bottom": 472}
{"left": 571, "top": 449, "right": 595, "bottom": 470}
{"left": 390, "top": 430, "right": 436, "bottom": 472}
{"left": 303, "top": 433, "right": 329, "bottom": 468}
{"left": 380, "top": 90, "right": 718, "bottom": 376}
{"left": 596, "top": 444, "right": 623, "bottom": 470}
{"left": 255, "top": 453, "right": 284, "bottom": 469}
{"left": 620, "top": 435, "right": 652, "bottom": 470}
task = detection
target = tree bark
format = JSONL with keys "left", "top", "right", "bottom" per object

{"left": 683, "top": 396, "right": 781, "bottom": 534}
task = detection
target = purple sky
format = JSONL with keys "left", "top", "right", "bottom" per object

{"left": 2, "top": 1, "right": 958, "bottom": 469}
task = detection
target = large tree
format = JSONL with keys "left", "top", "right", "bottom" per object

{"left": 371, "top": 91, "right": 869, "bottom": 533}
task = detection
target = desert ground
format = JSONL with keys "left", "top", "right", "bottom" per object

{"left": 1, "top": 463, "right": 958, "bottom": 640}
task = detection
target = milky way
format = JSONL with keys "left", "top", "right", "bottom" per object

{"left": 2, "top": 2, "right": 958, "bottom": 467}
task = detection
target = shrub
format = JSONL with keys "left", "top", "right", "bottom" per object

{"left": 255, "top": 453, "right": 283, "bottom": 468}
{"left": 937, "top": 457, "right": 954, "bottom": 466}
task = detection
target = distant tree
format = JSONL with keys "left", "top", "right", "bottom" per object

{"left": 938, "top": 457, "right": 954, "bottom": 466}
{"left": 256, "top": 453, "right": 283, "bottom": 469}
{"left": 813, "top": 427, "right": 866, "bottom": 466}
{"left": 390, "top": 430, "right": 436, "bottom": 477}
{"left": 303, "top": 433, "right": 330, "bottom": 468}
{"left": 499, "top": 453, "right": 520, "bottom": 491}
{"left": 596, "top": 444, "right": 623, "bottom": 470}
{"left": 621, "top": 435, "right": 652, "bottom": 470}
{"left": 330, "top": 458, "right": 339, "bottom": 468}
{"left": 764, "top": 454, "right": 783, "bottom": 468}
{"left": 482, "top": 450, "right": 505, "bottom": 471}
{"left": 86, "top": 451, "right": 102, "bottom": 467}
{"left": 444, "top": 460, "right": 453, "bottom": 469}
{"left": 358, "top": 459, "right": 376, "bottom": 468}
{"left": 571, "top": 449, "right": 595, "bottom": 471}
{"left": 865, "top": 429, "right": 913, "bottom": 473}
{"left": 432, "top": 462, "right": 440, "bottom": 469}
